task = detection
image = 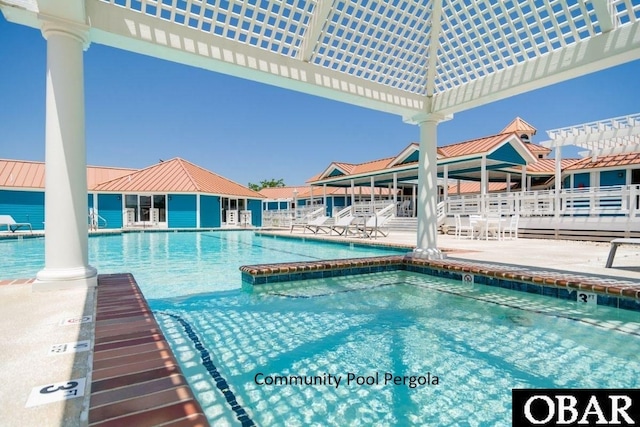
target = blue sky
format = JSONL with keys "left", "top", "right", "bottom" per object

{"left": 2, "top": 16, "right": 640, "bottom": 187}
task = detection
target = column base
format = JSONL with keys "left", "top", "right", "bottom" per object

{"left": 412, "top": 247, "right": 446, "bottom": 260}
{"left": 34, "top": 265, "right": 98, "bottom": 291}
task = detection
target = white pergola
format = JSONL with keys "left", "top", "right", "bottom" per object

{"left": 2, "top": 0, "right": 639, "bottom": 289}
{"left": 542, "top": 112, "right": 640, "bottom": 197}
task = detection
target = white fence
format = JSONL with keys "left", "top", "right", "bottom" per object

{"left": 446, "top": 185, "right": 640, "bottom": 218}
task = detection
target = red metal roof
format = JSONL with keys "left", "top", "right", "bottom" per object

{"left": 437, "top": 133, "right": 515, "bottom": 158}
{"left": 0, "top": 159, "right": 136, "bottom": 190}
{"left": 448, "top": 181, "right": 515, "bottom": 194}
{"left": 93, "top": 158, "right": 264, "bottom": 198}
{"left": 526, "top": 158, "right": 580, "bottom": 174}
{"left": 564, "top": 152, "right": 640, "bottom": 170}
{"left": 500, "top": 117, "right": 537, "bottom": 135}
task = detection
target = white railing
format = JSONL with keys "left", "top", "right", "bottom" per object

{"left": 262, "top": 205, "right": 325, "bottom": 228}
{"left": 351, "top": 200, "right": 394, "bottom": 215}
{"left": 445, "top": 185, "right": 640, "bottom": 218}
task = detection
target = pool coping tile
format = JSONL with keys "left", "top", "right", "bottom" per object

{"left": 89, "top": 273, "right": 209, "bottom": 427}
{"left": 239, "top": 254, "right": 640, "bottom": 312}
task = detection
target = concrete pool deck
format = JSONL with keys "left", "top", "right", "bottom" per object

{"left": 1, "top": 231, "right": 639, "bottom": 426}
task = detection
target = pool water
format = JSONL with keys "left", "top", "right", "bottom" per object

{"left": 155, "top": 270, "right": 640, "bottom": 426}
{"left": 0, "top": 231, "right": 404, "bottom": 299}
{"left": 2, "top": 231, "right": 640, "bottom": 426}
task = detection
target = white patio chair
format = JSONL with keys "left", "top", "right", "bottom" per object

{"left": 502, "top": 215, "right": 519, "bottom": 239}
{"left": 454, "top": 214, "right": 475, "bottom": 239}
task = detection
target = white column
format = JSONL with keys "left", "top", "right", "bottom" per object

{"left": 196, "top": 194, "right": 201, "bottom": 228}
{"left": 480, "top": 155, "right": 487, "bottom": 215}
{"left": 554, "top": 145, "right": 562, "bottom": 218}
{"left": 35, "top": 20, "right": 97, "bottom": 290}
{"left": 370, "top": 176, "right": 375, "bottom": 207}
{"left": 412, "top": 184, "right": 417, "bottom": 217}
{"left": 414, "top": 114, "right": 445, "bottom": 259}
{"left": 323, "top": 184, "right": 327, "bottom": 215}
{"left": 350, "top": 179, "right": 355, "bottom": 209}
{"left": 521, "top": 165, "right": 527, "bottom": 192}
{"left": 392, "top": 173, "right": 398, "bottom": 207}
{"left": 443, "top": 164, "right": 449, "bottom": 202}
{"left": 506, "top": 173, "right": 511, "bottom": 192}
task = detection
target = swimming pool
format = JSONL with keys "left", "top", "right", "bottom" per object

{"left": 3, "top": 231, "right": 640, "bottom": 426}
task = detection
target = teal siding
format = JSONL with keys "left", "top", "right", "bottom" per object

{"left": 97, "top": 194, "right": 123, "bottom": 229}
{"left": 326, "top": 197, "right": 333, "bottom": 216}
{"left": 248, "top": 199, "right": 262, "bottom": 226}
{"left": 168, "top": 194, "right": 197, "bottom": 228}
{"left": 88, "top": 194, "right": 94, "bottom": 209}
{"left": 488, "top": 143, "right": 526, "bottom": 165}
{"left": 267, "top": 201, "right": 278, "bottom": 210}
{"left": 400, "top": 150, "right": 419, "bottom": 164}
{"left": 200, "top": 195, "right": 221, "bottom": 228}
{"left": 600, "top": 170, "right": 626, "bottom": 187}
{"left": 332, "top": 196, "right": 347, "bottom": 209}
{"left": 0, "top": 190, "right": 45, "bottom": 230}
{"left": 328, "top": 169, "right": 345, "bottom": 177}
{"left": 573, "top": 173, "right": 590, "bottom": 188}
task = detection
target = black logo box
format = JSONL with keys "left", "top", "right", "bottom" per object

{"left": 513, "top": 389, "right": 640, "bottom": 426}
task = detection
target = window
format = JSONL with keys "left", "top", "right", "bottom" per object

{"left": 124, "top": 194, "right": 166, "bottom": 223}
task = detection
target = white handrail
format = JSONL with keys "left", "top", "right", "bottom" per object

{"left": 444, "top": 185, "right": 638, "bottom": 218}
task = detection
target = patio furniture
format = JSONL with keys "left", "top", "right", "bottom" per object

{"left": 304, "top": 215, "right": 331, "bottom": 234}
{"left": 454, "top": 214, "right": 476, "bottom": 239}
{"left": 0, "top": 215, "right": 32, "bottom": 233}
{"left": 605, "top": 238, "right": 640, "bottom": 268}
{"left": 330, "top": 214, "right": 356, "bottom": 236}
{"left": 501, "top": 215, "right": 519, "bottom": 239}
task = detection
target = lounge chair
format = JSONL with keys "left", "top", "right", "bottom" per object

{"left": 303, "top": 215, "right": 331, "bottom": 234}
{"left": 0, "top": 215, "right": 33, "bottom": 233}
{"left": 356, "top": 214, "right": 390, "bottom": 238}
{"left": 330, "top": 214, "right": 355, "bottom": 236}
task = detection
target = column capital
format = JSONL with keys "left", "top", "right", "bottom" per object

{"left": 403, "top": 111, "right": 452, "bottom": 125}
{"left": 39, "top": 14, "right": 90, "bottom": 50}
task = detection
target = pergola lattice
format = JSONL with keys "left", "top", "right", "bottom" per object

{"left": 542, "top": 112, "right": 640, "bottom": 155}
{"left": 2, "top": 0, "right": 640, "bottom": 119}
{"left": 1, "top": 0, "right": 640, "bottom": 285}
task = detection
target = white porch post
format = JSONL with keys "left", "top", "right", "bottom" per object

{"left": 35, "top": 20, "right": 97, "bottom": 290}
{"left": 350, "top": 179, "right": 355, "bottom": 209}
{"left": 480, "top": 155, "right": 487, "bottom": 215}
{"left": 506, "top": 173, "right": 511, "bottom": 192}
{"left": 555, "top": 145, "right": 562, "bottom": 218}
{"left": 370, "top": 176, "right": 375, "bottom": 208}
{"left": 443, "top": 164, "right": 449, "bottom": 202}
{"left": 196, "top": 194, "right": 201, "bottom": 228}
{"left": 392, "top": 173, "right": 398, "bottom": 207}
{"left": 414, "top": 114, "right": 444, "bottom": 259}
{"left": 323, "top": 184, "right": 327, "bottom": 215}
{"left": 521, "top": 165, "right": 527, "bottom": 192}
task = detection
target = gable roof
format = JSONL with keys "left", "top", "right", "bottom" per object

{"left": 0, "top": 159, "right": 136, "bottom": 190}
{"left": 500, "top": 117, "right": 537, "bottom": 136}
{"left": 437, "top": 133, "right": 516, "bottom": 158}
{"left": 93, "top": 157, "right": 264, "bottom": 198}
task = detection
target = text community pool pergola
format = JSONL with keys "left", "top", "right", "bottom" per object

{"left": 2, "top": 0, "right": 639, "bottom": 289}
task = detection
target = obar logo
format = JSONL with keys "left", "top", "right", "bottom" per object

{"left": 513, "top": 389, "right": 640, "bottom": 426}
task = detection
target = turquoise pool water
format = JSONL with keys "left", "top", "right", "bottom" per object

{"left": 0, "top": 231, "right": 403, "bottom": 298}
{"left": 3, "top": 231, "right": 640, "bottom": 426}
